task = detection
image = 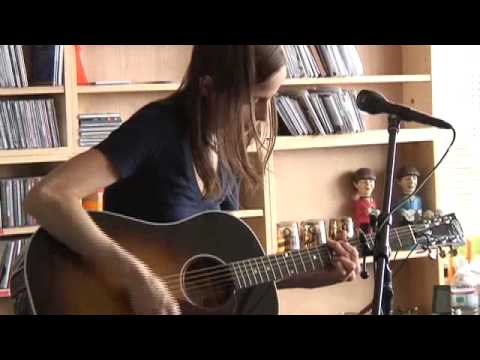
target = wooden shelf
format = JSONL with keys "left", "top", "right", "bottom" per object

{"left": 75, "top": 75, "right": 431, "bottom": 95}
{"left": 0, "top": 86, "right": 64, "bottom": 96}
{"left": 282, "top": 75, "right": 431, "bottom": 87}
{"left": 274, "top": 128, "right": 437, "bottom": 151}
{"left": 0, "top": 147, "right": 72, "bottom": 165}
{"left": 73, "top": 129, "right": 437, "bottom": 155}
{"left": 0, "top": 226, "right": 38, "bottom": 237}
{"left": 227, "top": 210, "right": 264, "bottom": 219}
{"left": 77, "top": 83, "right": 180, "bottom": 94}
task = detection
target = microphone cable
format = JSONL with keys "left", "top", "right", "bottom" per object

{"left": 375, "top": 126, "right": 457, "bottom": 236}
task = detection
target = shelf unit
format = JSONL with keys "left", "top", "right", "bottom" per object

{"left": 0, "top": 45, "right": 445, "bottom": 315}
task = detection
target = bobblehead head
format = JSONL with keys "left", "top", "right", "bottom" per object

{"left": 396, "top": 166, "right": 420, "bottom": 196}
{"left": 353, "top": 168, "right": 376, "bottom": 198}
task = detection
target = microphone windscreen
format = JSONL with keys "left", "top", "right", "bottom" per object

{"left": 356, "top": 90, "right": 388, "bottom": 115}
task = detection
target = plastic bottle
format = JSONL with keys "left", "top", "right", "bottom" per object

{"left": 450, "top": 257, "right": 479, "bottom": 315}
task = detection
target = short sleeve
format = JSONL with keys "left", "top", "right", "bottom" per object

{"left": 95, "top": 103, "right": 171, "bottom": 180}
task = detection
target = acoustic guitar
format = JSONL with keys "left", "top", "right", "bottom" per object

{"left": 10, "top": 211, "right": 464, "bottom": 315}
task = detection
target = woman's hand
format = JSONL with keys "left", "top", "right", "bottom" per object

{"left": 275, "top": 230, "right": 361, "bottom": 289}
{"left": 324, "top": 237, "right": 360, "bottom": 284}
{"left": 126, "top": 261, "right": 181, "bottom": 315}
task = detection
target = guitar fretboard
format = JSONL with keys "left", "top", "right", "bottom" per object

{"left": 230, "top": 223, "right": 421, "bottom": 290}
{"left": 231, "top": 246, "right": 333, "bottom": 289}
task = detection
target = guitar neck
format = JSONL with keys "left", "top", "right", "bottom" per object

{"left": 230, "top": 223, "right": 422, "bottom": 290}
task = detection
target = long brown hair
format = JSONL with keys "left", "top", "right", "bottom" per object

{"left": 172, "top": 45, "right": 286, "bottom": 200}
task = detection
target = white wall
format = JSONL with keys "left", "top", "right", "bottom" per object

{"left": 431, "top": 45, "right": 480, "bottom": 237}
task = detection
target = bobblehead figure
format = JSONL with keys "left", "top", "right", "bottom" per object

{"left": 353, "top": 168, "right": 379, "bottom": 234}
{"left": 395, "top": 166, "right": 433, "bottom": 225}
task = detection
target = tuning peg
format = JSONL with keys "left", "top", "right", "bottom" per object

{"left": 449, "top": 247, "right": 458, "bottom": 257}
{"left": 438, "top": 247, "right": 446, "bottom": 259}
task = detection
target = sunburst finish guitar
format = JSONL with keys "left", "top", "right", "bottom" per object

{"left": 10, "top": 211, "right": 464, "bottom": 315}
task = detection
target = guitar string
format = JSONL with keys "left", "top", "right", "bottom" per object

{"left": 168, "top": 241, "right": 425, "bottom": 301}
{"left": 160, "top": 225, "right": 426, "bottom": 291}
{"left": 166, "top": 246, "right": 334, "bottom": 291}
{"left": 164, "top": 228, "right": 426, "bottom": 295}
{"left": 168, "top": 237, "right": 441, "bottom": 300}
{"left": 167, "top": 243, "right": 408, "bottom": 297}
{"left": 163, "top": 229, "right": 417, "bottom": 291}
{"left": 163, "top": 223, "right": 450, "bottom": 301}
{"left": 156, "top": 224, "right": 426, "bottom": 285}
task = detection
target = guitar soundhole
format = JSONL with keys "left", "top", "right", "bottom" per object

{"left": 181, "top": 255, "right": 234, "bottom": 311}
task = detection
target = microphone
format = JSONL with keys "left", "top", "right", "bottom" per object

{"left": 356, "top": 90, "right": 453, "bottom": 130}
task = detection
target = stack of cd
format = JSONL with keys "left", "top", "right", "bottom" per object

{"left": 78, "top": 113, "right": 122, "bottom": 147}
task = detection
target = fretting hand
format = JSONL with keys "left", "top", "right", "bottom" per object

{"left": 276, "top": 230, "right": 361, "bottom": 289}
{"left": 321, "top": 230, "right": 360, "bottom": 284}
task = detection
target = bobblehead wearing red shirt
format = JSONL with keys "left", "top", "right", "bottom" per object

{"left": 352, "top": 168, "right": 379, "bottom": 233}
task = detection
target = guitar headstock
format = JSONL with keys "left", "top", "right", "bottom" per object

{"left": 358, "top": 213, "right": 465, "bottom": 258}
{"left": 414, "top": 213, "right": 465, "bottom": 256}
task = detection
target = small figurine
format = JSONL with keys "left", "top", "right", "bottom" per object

{"left": 395, "top": 166, "right": 434, "bottom": 225}
{"left": 352, "top": 168, "right": 379, "bottom": 233}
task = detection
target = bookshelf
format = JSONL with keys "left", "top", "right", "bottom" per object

{"left": 0, "top": 45, "right": 446, "bottom": 315}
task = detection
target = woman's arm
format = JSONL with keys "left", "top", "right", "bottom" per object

{"left": 24, "top": 149, "right": 179, "bottom": 314}
{"left": 25, "top": 149, "right": 121, "bottom": 275}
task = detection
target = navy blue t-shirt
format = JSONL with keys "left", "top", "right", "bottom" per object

{"left": 95, "top": 99, "right": 239, "bottom": 223}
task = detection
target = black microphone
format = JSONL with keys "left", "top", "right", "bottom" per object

{"left": 356, "top": 89, "right": 453, "bottom": 130}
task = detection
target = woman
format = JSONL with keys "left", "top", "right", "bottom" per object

{"left": 25, "top": 45, "right": 359, "bottom": 315}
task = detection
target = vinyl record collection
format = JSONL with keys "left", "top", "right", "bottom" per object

{"left": 0, "top": 45, "right": 64, "bottom": 87}
{"left": 282, "top": 45, "right": 363, "bottom": 78}
{"left": 0, "top": 98, "right": 61, "bottom": 149}
{"left": 276, "top": 89, "right": 365, "bottom": 135}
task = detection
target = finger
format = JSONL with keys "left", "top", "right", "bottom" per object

{"left": 164, "top": 306, "right": 180, "bottom": 315}
{"left": 338, "top": 242, "right": 360, "bottom": 273}
{"left": 334, "top": 260, "right": 348, "bottom": 277}
{"left": 163, "top": 293, "right": 181, "bottom": 315}
{"left": 337, "top": 256, "right": 356, "bottom": 274}
{"left": 327, "top": 240, "right": 349, "bottom": 257}
{"left": 170, "top": 302, "right": 181, "bottom": 315}
{"left": 346, "top": 272, "right": 356, "bottom": 282}
{"left": 340, "top": 242, "right": 359, "bottom": 260}
{"left": 338, "top": 229, "right": 348, "bottom": 242}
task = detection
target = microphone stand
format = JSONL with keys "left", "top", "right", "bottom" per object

{"left": 371, "top": 114, "right": 402, "bottom": 315}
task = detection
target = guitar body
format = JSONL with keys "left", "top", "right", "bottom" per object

{"left": 12, "top": 211, "right": 278, "bottom": 315}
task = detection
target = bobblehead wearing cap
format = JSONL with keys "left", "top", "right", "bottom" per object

{"left": 353, "top": 168, "right": 376, "bottom": 183}
{"left": 396, "top": 166, "right": 420, "bottom": 180}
